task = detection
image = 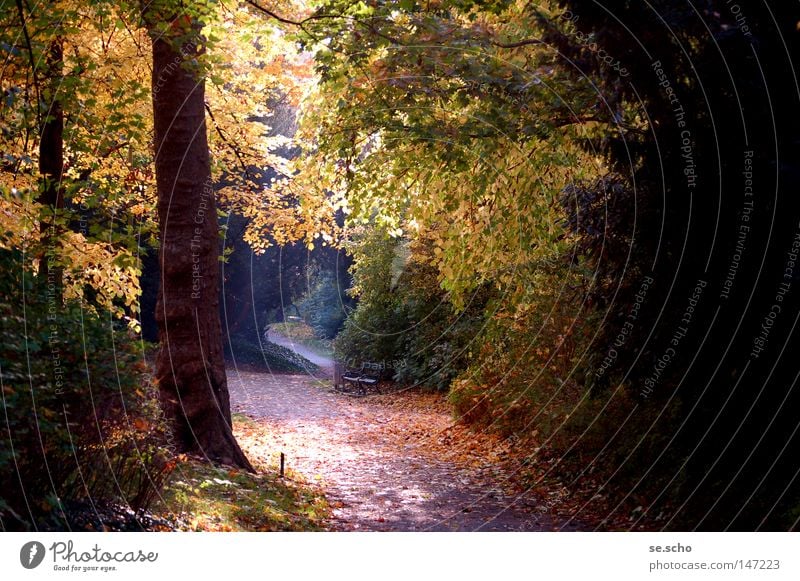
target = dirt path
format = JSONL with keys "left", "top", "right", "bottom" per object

{"left": 227, "top": 369, "right": 581, "bottom": 531}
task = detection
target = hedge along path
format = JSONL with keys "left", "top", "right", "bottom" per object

{"left": 265, "top": 328, "right": 334, "bottom": 376}
{"left": 226, "top": 369, "right": 581, "bottom": 531}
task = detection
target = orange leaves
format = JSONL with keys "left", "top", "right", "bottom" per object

{"left": 132, "top": 418, "right": 151, "bottom": 431}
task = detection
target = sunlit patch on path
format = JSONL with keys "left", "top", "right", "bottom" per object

{"left": 227, "top": 370, "right": 581, "bottom": 531}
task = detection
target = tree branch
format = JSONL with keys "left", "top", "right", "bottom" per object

{"left": 204, "top": 102, "right": 258, "bottom": 184}
{"left": 243, "top": 0, "right": 304, "bottom": 25}
{"left": 14, "top": 0, "right": 40, "bottom": 137}
{"left": 243, "top": 0, "right": 344, "bottom": 26}
{"left": 74, "top": 141, "right": 130, "bottom": 183}
{"left": 491, "top": 38, "right": 544, "bottom": 49}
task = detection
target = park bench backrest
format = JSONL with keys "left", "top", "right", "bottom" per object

{"left": 361, "top": 362, "right": 383, "bottom": 378}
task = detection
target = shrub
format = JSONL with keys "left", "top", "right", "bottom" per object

{"left": 295, "top": 269, "right": 348, "bottom": 340}
{"left": 0, "top": 248, "right": 173, "bottom": 530}
{"left": 446, "top": 257, "right": 693, "bottom": 524}
{"left": 224, "top": 334, "right": 318, "bottom": 374}
{"left": 390, "top": 255, "right": 489, "bottom": 390}
{"left": 333, "top": 293, "right": 405, "bottom": 369}
{"left": 334, "top": 231, "right": 488, "bottom": 389}
{"left": 449, "top": 259, "right": 597, "bottom": 436}
{"left": 333, "top": 228, "right": 405, "bottom": 370}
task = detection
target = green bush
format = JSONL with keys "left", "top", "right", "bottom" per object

{"left": 296, "top": 268, "right": 348, "bottom": 340}
{"left": 391, "top": 256, "right": 488, "bottom": 390}
{"left": 334, "top": 232, "right": 486, "bottom": 390}
{"left": 333, "top": 292, "right": 405, "bottom": 369}
{"left": 333, "top": 229, "right": 404, "bottom": 369}
{"left": 0, "top": 248, "right": 172, "bottom": 530}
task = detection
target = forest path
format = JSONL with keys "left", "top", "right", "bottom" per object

{"left": 227, "top": 370, "right": 580, "bottom": 531}
{"left": 266, "top": 329, "right": 335, "bottom": 376}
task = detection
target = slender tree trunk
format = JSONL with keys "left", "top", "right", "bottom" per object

{"left": 38, "top": 38, "right": 63, "bottom": 210}
{"left": 36, "top": 29, "right": 64, "bottom": 290}
{"left": 149, "top": 18, "right": 253, "bottom": 470}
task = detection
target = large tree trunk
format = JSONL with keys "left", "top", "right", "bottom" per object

{"left": 149, "top": 18, "right": 253, "bottom": 471}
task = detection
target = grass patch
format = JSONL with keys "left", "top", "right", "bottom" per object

{"left": 271, "top": 321, "right": 317, "bottom": 340}
{"left": 308, "top": 379, "right": 331, "bottom": 389}
{"left": 155, "top": 459, "right": 328, "bottom": 531}
{"left": 155, "top": 414, "right": 328, "bottom": 531}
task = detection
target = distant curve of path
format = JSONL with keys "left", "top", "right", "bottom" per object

{"left": 266, "top": 330, "right": 334, "bottom": 376}
{"left": 227, "top": 369, "right": 581, "bottom": 531}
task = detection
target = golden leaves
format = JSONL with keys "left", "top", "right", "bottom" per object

{"left": 61, "top": 231, "right": 142, "bottom": 317}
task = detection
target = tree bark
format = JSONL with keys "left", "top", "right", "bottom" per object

{"left": 149, "top": 19, "right": 253, "bottom": 471}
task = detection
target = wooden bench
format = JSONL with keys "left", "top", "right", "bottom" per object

{"left": 340, "top": 362, "right": 384, "bottom": 395}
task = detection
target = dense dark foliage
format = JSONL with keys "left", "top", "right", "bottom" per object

{"left": 0, "top": 249, "right": 172, "bottom": 530}
{"left": 552, "top": 0, "right": 800, "bottom": 529}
